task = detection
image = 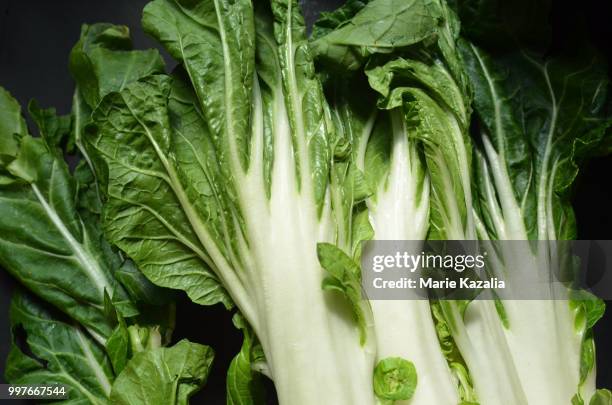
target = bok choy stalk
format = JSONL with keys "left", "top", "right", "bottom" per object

{"left": 311, "top": 1, "right": 471, "bottom": 403}
{"left": 461, "top": 42, "right": 612, "bottom": 404}
{"left": 311, "top": 1, "right": 464, "bottom": 404}
{"left": 83, "top": 1, "right": 376, "bottom": 403}
{"left": 321, "top": 64, "right": 459, "bottom": 405}
{"left": 355, "top": 88, "right": 458, "bottom": 405}
{"left": 313, "top": 1, "right": 529, "bottom": 403}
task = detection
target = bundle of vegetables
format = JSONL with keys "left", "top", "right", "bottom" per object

{"left": 311, "top": 1, "right": 612, "bottom": 404}
{"left": 0, "top": 26, "right": 213, "bottom": 403}
{"left": 0, "top": 0, "right": 610, "bottom": 404}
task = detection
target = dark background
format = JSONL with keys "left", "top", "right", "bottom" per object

{"left": 0, "top": 0, "right": 610, "bottom": 404}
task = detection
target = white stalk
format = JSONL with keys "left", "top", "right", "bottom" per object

{"left": 430, "top": 133, "right": 527, "bottom": 404}
{"left": 364, "top": 110, "right": 459, "bottom": 405}
{"left": 481, "top": 136, "right": 587, "bottom": 404}
{"left": 231, "top": 84, "right": 376, "bottom": 405}
{"left": 451, "top": 299, "right": 528, "bottom": 404}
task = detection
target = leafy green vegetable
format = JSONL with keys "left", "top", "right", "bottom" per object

{"left": 589, "top": 389, "right": 612, "bottom": 405}
{"left": 85, "top": 1, "right": 377, "bottom": 403}
{"left": 1, "top": 0, "right": 610, "bottom": 404}
{"left": 27, "top": 100, "right": 73, "bottom": 151}
{"left": 1, "top": 23, "right": 212, "bottom": 404}
{"left": 88, "top": 74, "right": 231, "bottom": 308}
{"left": 311, "top": 0, "right": 443, "bottom": 71}
{"left": 453, "top": 0, "right": 552, "bottom": 51}
{"left": 0, "top": 88, "right": 135, "bottom": 343}
{"left": 5, "top": 290, "right": 212, "bottom": 405}
{"left": 69, "top": 23, "right": 165, "bottom": 109}
{"left": 106, "top": 317, "right": 130, "bottom": 375}
{"left": 373, "top": 357, "right": 417, "bottom": 404}
{"left": 312, "top": 1, "right": 479, "bottom": 403}
{"left": 226, "top": 314, "right": 266, "bottom": 405}
{"left": 461, "top": 39, "right": 612, "bottom": 404}
{"left": 6, "top": 291, "right": 114, "bottom": 404}
{"left": 317, "top": 242, "right": 370, "bottom": 344}
{"left": 110, "top": 339, "right": 213, "bottom": 405}
{"left": 309, "top": 0, "right": 612, "bottom": 403}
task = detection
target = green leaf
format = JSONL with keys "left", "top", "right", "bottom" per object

{"left": 69, "top": 23, "right": 165, "bottom": 109}
{"left": 351, "top": 208, "right": 374, "bottom": 259}
{"left": 28, "top": 100, "right": 73, "bottom": 152}
{"left": 455, "top": 0, "right": 552, "bottom": 51}
{"left": 590, "top": 390, "right": 612, "bottom": 405}
{"left": 68, "top": 22, "right": 166, "bottom": 210}
{"left": 573, "top": 393, "right": 585, "bottom": 405}
{"left": 74, "top": 158, "right": 103, "bottom": 214}
{"left": 580, "top": 335, "right": 596, "bottom": 386}
{"left": 0, "top": 121, "right": 135, "bottom": 341}
{"left": 0, "top": 86, "right": 26, "bottom": 168}
{"left": 269, "top": 0, "right": 333, "bottom": 213}
{"left": 317, "top": 242, "right": 368, "bottom": 344}
{"left": 366, "top": 61, "right": 474, "bottom": 239}
{"left": 106, "top": 319, "right": 130, "bottom": 375}
{"left": 324, "top": 76, "right": 377, "bottom": 253}
{"left": 310, "top": 0, "right": 370, "bottom": 41}
{"left": 571, "top": 290, "right": 606, "bottom": 331}
{"left": 460, "top": 42, "right": 537, "bottom": 240}
{"left": 429, "top": 301, "right": 477, "bottom": 405}
{"left": 330, "top": 161, "right": 373, "bottom": 253}
{"left": 462, "top": 43, "right": 612, "bottom": 241}
{"left": 98, "top": 2, "right": 376, "bottom": 402}
{"left": 373, "top": 357, "right": 417, "bottom": 402}
{"left": 142, "top": 0, "right": 255, "bottom": 175}
{"left": 227, "top": 314, "right": 266, "bottom": 405}
{"left": 5, "top": 291, "right": 113, "bottom": 404}
{"left": 310, "top": 0, "right": 443, "bottom": 71}
{"left": 367, "top": 57, "right": 470, "bottom": 127}
{"left": 114, "top": 260, "right": 175, "bottom": 308}
{"left": 109, "top": 339, "right": 213, "bottom": 405}
{"left": 87, "top": 74, "right": 231, "bottom": 308}
{"left": 570, "top": 292, "right": 605, "bottom": 385}
{"left": 71, "top": 87, "right": 104, "bottom": 211}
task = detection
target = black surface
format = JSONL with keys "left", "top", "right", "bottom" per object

{"left": 0, "top": 0, "right": 610, "bottom": 404}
